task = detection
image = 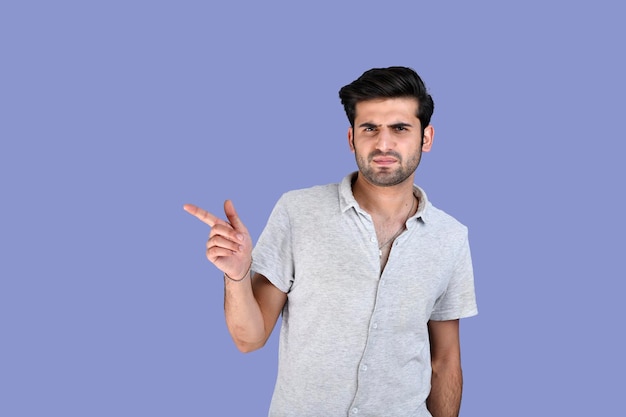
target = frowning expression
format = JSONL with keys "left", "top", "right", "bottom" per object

{"left": 348, "top": 97, "right": 433, "bottom": 187}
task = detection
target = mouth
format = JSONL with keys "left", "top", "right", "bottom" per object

{"left": 372, "top": 157, "right": 398, "bottom": 166}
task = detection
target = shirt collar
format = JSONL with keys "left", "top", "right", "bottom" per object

{"left": 339, "top": 172, "right": 431, "bottom": 223}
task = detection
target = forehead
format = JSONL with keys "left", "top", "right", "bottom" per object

{"left": 354, "top": 97, "right": 419, "bottom": 122}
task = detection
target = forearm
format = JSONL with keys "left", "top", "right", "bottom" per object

{"left": 223, "top": 272, "right": 266, "bottom": 353}
{"left": 426, "top": 361, "right": 463, "bottom": 417}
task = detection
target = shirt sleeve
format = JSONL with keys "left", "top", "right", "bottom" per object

{"left": 251, "top": 194, "right": 294, "bottom": 294}
{"left": 430, "top": 231, "right": 478, "bottom": 321}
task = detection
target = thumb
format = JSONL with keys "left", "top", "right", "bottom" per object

{"left": 223, "top": 199, "right": 248, "bottom": 232}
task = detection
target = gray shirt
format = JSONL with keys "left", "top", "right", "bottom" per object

{"left": 252, "top": 173, "right": 478, "bottom": 417}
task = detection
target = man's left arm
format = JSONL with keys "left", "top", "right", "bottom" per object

{"left": 426, "top": 319, "right": 463, "bottom": 417}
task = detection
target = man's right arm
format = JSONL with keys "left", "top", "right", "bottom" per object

{"left": 183, "top": 200, "right": 286, "bottom": 353}
{"left": 224, "top": 272, "right": 287, "bottom": 352}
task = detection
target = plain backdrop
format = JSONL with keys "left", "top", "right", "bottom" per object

{"left": 1, "top": 1, "right": 624, "bottom": 416}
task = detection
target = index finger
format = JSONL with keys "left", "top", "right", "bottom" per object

{"left": 183, "top": 203, "right": 222, "bottom": 227}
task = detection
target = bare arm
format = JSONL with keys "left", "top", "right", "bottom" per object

{"left": 184, "top": 201, "right": 286, "bottom": 353}
{"left": 224, "top": 271, "right": 286, "bottom": 352}
{"left": 426, "top": 319, "right": 463, "bottom": 417}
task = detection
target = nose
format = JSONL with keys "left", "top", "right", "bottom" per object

{"left": 375, "top": 128, "right": 393, "bottom": 151}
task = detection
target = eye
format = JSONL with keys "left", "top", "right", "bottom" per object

{"left": 394, "top": 126, "right": 407, "bottom": 131}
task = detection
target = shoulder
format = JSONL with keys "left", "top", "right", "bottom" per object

{"left": 422, "top": 201, "right": 469, "bottom": 243}
{"left": 267, "top": 183, "right": 342, "bottom": 228}
{"left": 414, "top": 185, "right": 468, "bottom": 237}
{"left": 278, "top": 183, "right": 340, "bottom": 207}
{"left": 426, "top": 203, "right": 467, "bottom": 229}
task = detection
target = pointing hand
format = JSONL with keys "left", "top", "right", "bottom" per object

{"left": 183, "top": 200, "right": 252, "bottom": 281}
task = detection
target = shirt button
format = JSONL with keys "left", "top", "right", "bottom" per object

{"left": 361, "top": 364, "right": 368, "bottom": 371}
{"left": 372, "top": 323, "right": 378, "bottom": 329}
{"left": 352, "top": 408, "right": 359, "bottom": 414}
{"left": 370, "top": 236, "right": 376, "bottom": 243}
{"left": 381, "top": 280, "right": 386, "bottom": 286}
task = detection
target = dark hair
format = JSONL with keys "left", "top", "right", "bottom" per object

{"left": 338, "top": 66, "right": 434, "bottom": 131}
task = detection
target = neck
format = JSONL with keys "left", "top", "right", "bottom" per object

{"left": 352, "top": 173, "right": 417, "bottom": 219}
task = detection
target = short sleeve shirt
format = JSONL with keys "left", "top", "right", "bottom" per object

{"left": 252, "top": 173, "right": 478, "bottom": 417}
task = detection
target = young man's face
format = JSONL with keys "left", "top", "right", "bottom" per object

{"left": 348, "top": 97, "right": 433, "bottom": 187}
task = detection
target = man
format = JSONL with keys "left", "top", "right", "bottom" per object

{"left": 184, "top": 66, "right": 477, "bottom": 417}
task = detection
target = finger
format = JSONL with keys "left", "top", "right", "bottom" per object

{"left": 223, "top": 200, "right": 248, "bottom": 234}
{"left": 207, "top": 234, "right": 243, "bottom": 254}
{"left": 206, "top": 246, "right": 240, "bottom": 262}
{"left": 183, "top": 203, "right": 224, "bottom": 228}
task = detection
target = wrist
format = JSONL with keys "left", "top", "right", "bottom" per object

{"left": 224, "top": 257, "right": 253, "bottom": 282}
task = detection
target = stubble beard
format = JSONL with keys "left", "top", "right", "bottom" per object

{"left": 355, "top": 149, "right": 422, "bottom": 187}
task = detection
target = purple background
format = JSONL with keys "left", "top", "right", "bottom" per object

{"left": 1, "top": 1, "right": 624, "bottom": 415}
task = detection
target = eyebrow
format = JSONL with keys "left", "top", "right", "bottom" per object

{"left": 357, "top": 122, "right": 414, "bottom": 129}
{"left": 389, "top": 122, "right": 413, "bottom": 129}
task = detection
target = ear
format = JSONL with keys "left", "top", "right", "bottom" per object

{"left": 348, "top": 127, "right": 355, "bottom": 152}
{"left": 421, "top": 125, "right": 434, "bottom": 152}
